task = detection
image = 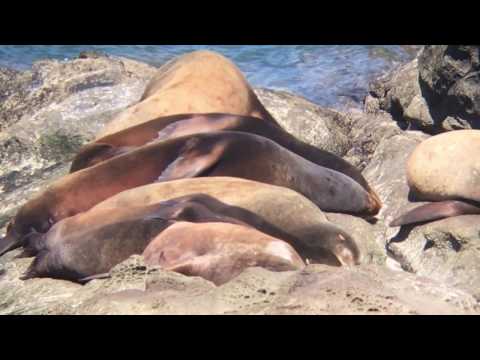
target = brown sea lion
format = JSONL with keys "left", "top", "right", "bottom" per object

{"left": 391, "top": 130, "right": 480, "bottom": 227}
{"left": 97, "top": 50, "right": 278, "bottom": 138}
{"left": 143, "top": 222, "right": 306, "bottom": 286}
{"left": 21, "top": 195, "right": 256, "bottom": 282}
{"left": 92, "top": 177, "right": 361, "bottom": 267}
{"left": 70, "top": 112, "right": 380, "bottom": 205}
{"left": 0, "top": 132, "right": 379, "bottom": 258}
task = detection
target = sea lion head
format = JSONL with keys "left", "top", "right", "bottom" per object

{"left": 299, "top": 223, "right": 361, "bottom": 267}
{"left": 0, "top": 195, "right": 54, "bottom": 257}
{"left": 331, "top": 233, "right": 361, "bottom": 266}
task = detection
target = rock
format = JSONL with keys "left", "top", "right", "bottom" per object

{"left": 1, "top": 255, "right": 477, "bottom": 314}
{"left": 0, "top": 55, "right": 157, "bottom": 233}
{"left": 255, "top": 88, "right": 351, "bottom": 156}
{"left": 419, "top": 45, "right": 480, "bottom": 129}
{"left": 334, "top": 108, "right": 431, "bottom": 267}
{"left": 369, "top": 45, "right": 480, "bottom": 133}
{"left": 388, "top": 215, "right": 480, "bottom": 301}
{"left": 368, "top": 58, "right": 422, "bottom": 128}
{"left": 343, "top": 108, "right": 405, "bottom": 171}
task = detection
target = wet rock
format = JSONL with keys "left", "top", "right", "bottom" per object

{"left": 0, "top": 55, "right": 157, "bottom": 235}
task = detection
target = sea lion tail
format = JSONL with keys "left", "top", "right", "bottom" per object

{"left": 389, "top": 200, "right": 480, "bottom": 227}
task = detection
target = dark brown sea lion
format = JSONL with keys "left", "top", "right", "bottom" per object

{"left": 0, "top": 131, "right": 378, "bottom": 257}
{"left": 143, "top": 221, "right": 306, "bottom": 286}
{"left": 390, "top": 200, "right": 480, "bottom": 227}
{"left": 97, "top": 50, "right": 278, "bottom": 138}
{"left": 70, "top": 112, "right": 380, "bottom": 205}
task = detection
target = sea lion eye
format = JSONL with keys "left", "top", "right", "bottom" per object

{"left": 6, "top": 221, "right": 13, "bottom": 233}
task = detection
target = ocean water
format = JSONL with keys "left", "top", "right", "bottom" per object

{"left": 0, "top": 45, "right": 420, "bottom": 108}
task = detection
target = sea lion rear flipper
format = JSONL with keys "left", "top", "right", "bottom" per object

{"left": 21, "top": 249, "right": 49, "bottom": 280}
{"left": 158, "top": 138, "right": 227, "bottom": 181}
{"left": 78, "top": 273, "right": 111, "bottom": 284}
{"left": 389, "top": 200, "right": 480, "bottom": 227}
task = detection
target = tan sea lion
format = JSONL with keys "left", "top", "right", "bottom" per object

{"left": 92, "top": 177, "right": 362, "bottom": 267}
{"left": 0, "top": 132, "right": 379, "bottom": 258}
{"left": 391, "top": 130, "right": 480, "bottom": 226}
{"left": 70, "top": 112, "right": 381, "bottom": 206}
{"left": 143, "top": 222, "right": 306, "bottom": 286}
{"left": 97, "top": 50, "right": 278, "bottom": 138}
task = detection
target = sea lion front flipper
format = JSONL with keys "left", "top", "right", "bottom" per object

{"left": 70, "top": 143, "right": 132, "bottom": 173}
{"left": 158, "top": 138, "right": 228, "bottom": 181}
{"left": 389, "top": 200, "right": 480, "bottom": 227}
{"left": 155, "top": 114, "right": 237, "bottom": 142}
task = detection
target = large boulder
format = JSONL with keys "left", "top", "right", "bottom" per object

{"left": 419, "top": 45, "right": 480, "bottom": 130}
{"left": 255, "top": 88, "right": 351, "bottom": 157}
{"left": 367, "top": 45, "right": 480, "bottom": 134}
{"left": 0, "top": 53, "right": 158, "bottom": 231}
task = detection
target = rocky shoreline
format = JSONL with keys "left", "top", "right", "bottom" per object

{"left": 1, "top": 46, "right": 479, "bottom": 315}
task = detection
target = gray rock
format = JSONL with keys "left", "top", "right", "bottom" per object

{"left": 388, "top": 215, "right": 480, "bottom": 301}
{"left": 1, "top": 255, "right": 477, "bottom": 315}
{"left": 419, "top": 45, "right": 480, "bottom": 128}
{"left": 369, "top": 45, "right": 480, "bottom": 133}
{"left": 367, "top": 58, "right": 434, "bottom": 131}
{"left": 255, "top": 88, "right": 351, "bottom": 156}
{"left": 0, "top": 55, "right": 157, "bottom": 234}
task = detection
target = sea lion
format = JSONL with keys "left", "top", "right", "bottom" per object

{"left": 143, "top": 222, "right": 306, "bottom": 286}
{"left": 21, "top": 195, "right": 257, "bottom": 282}
{"left": 70, "top": 112, "right": 381, "bottom": 205}
{"left": 92, "top": 177, "right": 362, "bottom": 267}
{"left": 391, "top": 130, "right": 480, "bottom": 226}
{"left": 97, "top": 50, "right": 278, "bottom": 138}
{"left": 0, "top": 132, "right": 379, "bottom": 257}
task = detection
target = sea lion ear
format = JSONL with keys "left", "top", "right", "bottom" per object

{"left": 70, "top": 143, "right": 129, "bottom": 173}
{"left": 158, "top": 138, "right": 227, "bottom": 181}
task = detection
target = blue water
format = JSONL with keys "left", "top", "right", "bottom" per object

{"left": 0, "top": 45, "right": 419, "bottom": 108}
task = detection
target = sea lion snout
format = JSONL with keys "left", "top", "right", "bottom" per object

{"left": 0, "top": 232, "right": 22, "bottom": 257}
{"left": 366, "top": 192, "right": 382, "bottom": 216}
